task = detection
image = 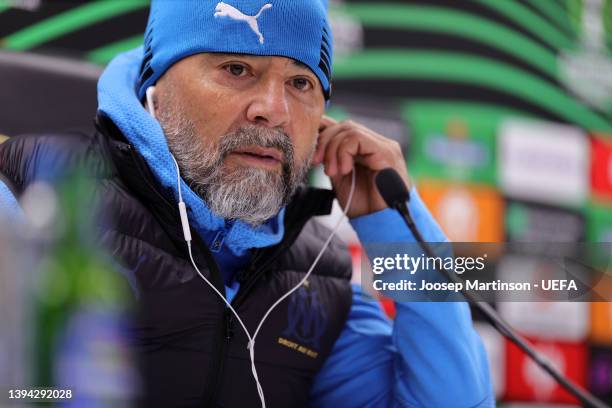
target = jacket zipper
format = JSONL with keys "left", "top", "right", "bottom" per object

{"left": 208, "top": 219, "right": 307, "bottom": 405}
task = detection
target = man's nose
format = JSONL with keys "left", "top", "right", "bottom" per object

{"left": 245, "top": 79, "right": 290, "bottom": 129}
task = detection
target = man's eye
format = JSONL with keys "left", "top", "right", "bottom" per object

{"left": 225, "top": 64, "right": 247, "bottom": 77}
{"left": 292, "top": 78, "right": 312, "bottom": 91}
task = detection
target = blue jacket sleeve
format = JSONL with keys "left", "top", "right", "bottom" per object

{"left": 309, "top": 188, "right": 494, "bottom": 407}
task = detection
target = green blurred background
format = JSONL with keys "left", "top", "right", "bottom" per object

{"left": 1, "top": 0, "right": 612, "bottom": 405}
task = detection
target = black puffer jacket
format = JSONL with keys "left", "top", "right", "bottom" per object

{"left": 0, "top": 115, "right": 353, "bottom": 407}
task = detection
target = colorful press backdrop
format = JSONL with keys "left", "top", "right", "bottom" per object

{"left": 1, "top": 0, "right": 612, "bottom": 406}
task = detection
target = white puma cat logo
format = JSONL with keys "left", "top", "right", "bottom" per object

{"left": 214, "top": 2, "right": 273, "bottom": 45}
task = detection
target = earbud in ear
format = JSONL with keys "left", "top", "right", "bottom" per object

{"left": 146, "top": 86, "right": 157, "bottom": 119}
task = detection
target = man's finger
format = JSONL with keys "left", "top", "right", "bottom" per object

{"left": 326, "top": 129, "right": 379, "bottom": 176}
{"left": 337, "top": 133, "right": 402, "bottom": 174}
{"left": 323, "top": 129, "right": 352, "bottom": 176}
{"left": 313, "top": 119, "right": 349, "bottom": 165}
{"left": 337, "top": 136, "right": 359, "bottom": 176}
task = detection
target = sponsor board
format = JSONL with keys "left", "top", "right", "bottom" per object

{"left": 590, "top": 299, "right": 612, "bottom": 345}
{"left": 417, "top": 180, "right": 504, "bottom": 242}
{"left": 587, "top": 203, "right": 612, "bottom": 243}
{"left": 505, "top": 200, "right": 585, "bottom": 242}
{"left": 505, "top": 337, "right": 587, "bottom": 404}
{"left": 404, "top": 103, "right": 499, "bottom": 185}
{"left": 499, "top": 120, "right": 588, "bottom": 207}
{"left": 497, "top": 301, "right": 588, "bottom": 342}
{"left": 591, "top": 134, "right": 612, "bottom": 201}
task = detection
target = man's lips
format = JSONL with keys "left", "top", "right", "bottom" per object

{"left": 235, "top": 146, "right": 283, "bottom": 161}
{"left": 231, "top": 146, "right": 283, "bottom": 163}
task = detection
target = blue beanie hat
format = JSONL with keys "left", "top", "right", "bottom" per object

{"left": 137, "top": 0, "right": 333, "bottom": 100}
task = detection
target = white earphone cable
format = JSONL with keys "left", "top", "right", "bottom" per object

{"left": 148, "top": 85, "right": 356, "bottom": 408}
{"left": 183, "top": 169, "right": 355, "bottom": 408}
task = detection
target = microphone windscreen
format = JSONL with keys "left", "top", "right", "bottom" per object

{"left": 375, "top": 168, "right": 409, "bottom": 208}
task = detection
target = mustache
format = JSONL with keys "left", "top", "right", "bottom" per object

{"left": 218, "top": 125, "right": 295, "bottom": 166}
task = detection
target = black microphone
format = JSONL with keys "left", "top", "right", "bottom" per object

{"left": 375, "top": 169, "right": 425, "bottom": 244}
{"left": 374, "top": 167, "right": 608, "bottom": 408}
{"left": 375, "top": 168, "right": 409, "bottom": 208}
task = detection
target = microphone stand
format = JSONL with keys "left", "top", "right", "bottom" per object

{"left": 378, "top": 169, "right": 608, "bottom": 408}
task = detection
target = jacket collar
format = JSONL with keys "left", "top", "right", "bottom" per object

{"left": 94, "top": 113, "right": 335, "bottom": 251}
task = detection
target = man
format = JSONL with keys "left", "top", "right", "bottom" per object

{"left": 0, "top": 1, "right": 493, "bottom": 407}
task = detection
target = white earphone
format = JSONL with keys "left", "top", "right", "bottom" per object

{"left": 145, "top": 86, "right": 355, "bottom": 408}
{"left": 146, "top": 86, "right": 192, "bottom": 242}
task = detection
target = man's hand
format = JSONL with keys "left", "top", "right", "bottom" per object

{"left": 311, "top": 116, "right": 411, "bottom": 218}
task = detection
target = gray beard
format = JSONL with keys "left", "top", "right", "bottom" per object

{"left": 159, "top": 109, "right": 313, "bottom": 226}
